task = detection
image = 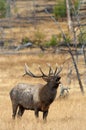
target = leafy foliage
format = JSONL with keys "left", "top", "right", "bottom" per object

{"left": 74, "top": 0, "right": 79, "bottom": 10}
{"left": 78, "top": 32, "right": 86, "bottom": 44}
{"left": 0, "top": 0, "right": 6, "bottom": 18}
{"left": 34, "top": 30, "right": 45, "bottom": 45}
{"left": 53, "top": 0, "right": 66, "bottom": 19}
{"left": 21, "top": 37, "right": 30, "bottom": 44}
{"left": 70, "top": 0, "right": 79, "bottom": 15}
{"left": 45, "top": 35, "right": 58, "bottom": 47}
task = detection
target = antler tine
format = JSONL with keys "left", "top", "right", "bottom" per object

{"left": 38, "top": 65, "right": 47, "bottom": 77}
{"left": 23, "top": 63, "right": 43, "bottom": 78}
{"left": 56, "top": 65, "right": 63, "bottom": 75}
{"left": 54, "top": 63, "right": 58, "bottom": 75}
{"left": 23, "top": 63, "right": 34, "bottom": 77}
{"left": 47, "top": 63, "right": 53, "bottom": 76}
{"left": 23, "top": 63, "right": 29, "bottom": 76}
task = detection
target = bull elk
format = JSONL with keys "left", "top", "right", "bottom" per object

{"left": 10, "top": 64, "right": 62, "bottom": 121}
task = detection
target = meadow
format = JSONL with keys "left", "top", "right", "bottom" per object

{"left": 0, "top": 52, "right": 86, "bottom": 130}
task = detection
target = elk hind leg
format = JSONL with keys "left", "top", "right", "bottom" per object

{"left": 12, "top": 102, "right": 18, "bottom": 119}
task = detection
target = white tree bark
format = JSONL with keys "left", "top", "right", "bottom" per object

{"left": 66, "top": 0, "right": 73, "bottom": 32}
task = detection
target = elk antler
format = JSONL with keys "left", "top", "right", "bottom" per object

{"left": 38, "top": 65, "right": 47, "bottom": 77}
{"left": 55, "top": 65, "right": 63, "bottom": 75}
{"left": 47, "top": 63, "right": 54, "bottom": 76}
{"left": 23, "top": 63, "right": 62, "bottom": 80}
{"left": 54, "top": 63, "right": 58, "bottom": 76}
{"left": 23, "top": 63, "right": 44, "bottom": 78}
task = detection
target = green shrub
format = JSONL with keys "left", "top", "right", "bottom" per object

{"left": 53, "top": 0, "right": 66, "bottom": 19}
{"left": 64, "top": 34, "right": 71, "bottom": 44}
{"left": 45, "top": 35, "right": 58, "bottom": 47}
{"left": 21, "top": 37, "right": 30, "bottom": 44}
{"left": 78, "top": 32, "right": 86, "bottom": 44}
{"left": 14, "top": 7, "right": 18, "bottom": 14}
{"left": 0, "top": 0, "right": 6, "bottom": 18}
{"left": 74, "top": 0, "right": 79, "bottom": 10}
{"left": 34, "top": 30, "right": 45, "bottom": 45}
{"left": 70, "top": 0, "right": 79, "bottom": 15}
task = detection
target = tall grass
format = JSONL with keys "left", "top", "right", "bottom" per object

{"left": 0, "top": 54, "right": 86, "bottom": 130}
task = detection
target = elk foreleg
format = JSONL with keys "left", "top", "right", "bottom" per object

{"left": 34, "top": 108, "right": 39, "bottom": 118}
{"left": 17, "top": 105, "right": 25, "bottom": 117}
{"left": 43, "top": 110, "right": 48, "bottom": 121}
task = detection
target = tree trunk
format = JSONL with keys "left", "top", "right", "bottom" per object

{"left": 45, "top": 8, "right": 84, "bottom": 94}
{"left": 66, "top": 0, "right": 73, "bottom": 32}
{"left": 68, "top": 45, "right": 84, "bottom": 94}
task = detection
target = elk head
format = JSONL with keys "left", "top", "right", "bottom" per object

{"left": 23, "top": 63, "right": 62, "bottom": 88}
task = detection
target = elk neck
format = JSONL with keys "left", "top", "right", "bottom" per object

{"left": 39, "top": 82, "right": 59, "bottom": 106}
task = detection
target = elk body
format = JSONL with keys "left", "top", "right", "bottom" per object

{"left": 10, "top": 64, "right": 62, "bottom": 120}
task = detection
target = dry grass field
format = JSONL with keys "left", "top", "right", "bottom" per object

{"left": 0, "top": 52, "right": 86, "bottom": 130}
